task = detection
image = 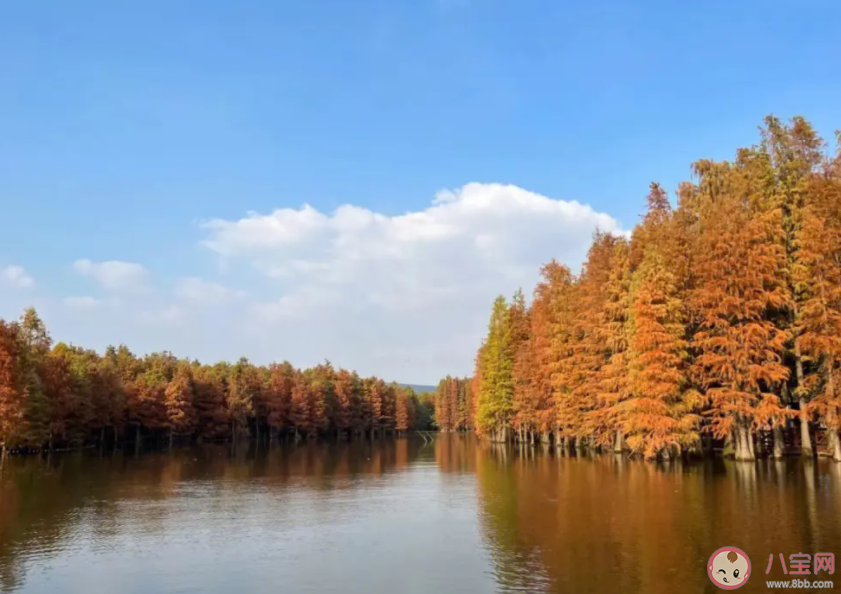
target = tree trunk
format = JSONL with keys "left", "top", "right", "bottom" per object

{"left": 135, "top": 425, "right": 141, "bottom": 455}
{"left": 169, "top": 428, "right": 174, "bottom": 450}
{"left": 795, "top": 343, "right": 814, "bottom": 457}
{"left": 824, "top": 366, "right": 841, "bottom": 462}
{"left": 703, "top": 433, "right": 714, "bottom": 456}
{"left": 732, "top": 426, "right": 744, "bottom": 460}
{"left": 734, "top": 421, "right": 755, "bottom": 461}
{"left": 773, "top": 424, "right": 785, "bottom": 459}
{"left": 747, "top": 427, "right": 756, "bottom": 459}
{"left": 613, "top": 430, "right": 624, "bottom": 454}
{"left": 827, "top": 428, "right": 841, "bottom": 463}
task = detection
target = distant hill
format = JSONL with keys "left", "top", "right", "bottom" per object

{"left": 399, "top": 383, "right": 437, "bottom": 394}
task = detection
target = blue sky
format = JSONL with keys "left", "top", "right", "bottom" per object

{"left": 1, "top": 0, "right": 840, "bottom": 383}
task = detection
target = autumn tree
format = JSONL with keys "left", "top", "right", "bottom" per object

{"left": 42, "top": 344, "right": 76, "bottom": 448}
{"left": 15, "top": 308, "right": 51, "bottom": 446}
{"left": 131, "top": 353, "right": 173, "bottom": 444}
{"left": 623, "top": 184, "right": 700, "bottom": 459}
{"left": 91, "top": 353, "right": 125, "bottom": 443}
{"left": 0, "top": 321, "right": 25, "bottom": 452}
{"left": 591, "top": 241, "right": 632, "bottom": 452}
{"left": 476, "top": 296, "right": 514, "bottom": 442}
{"left": 395, "top": 386, "right": 416, "bottom": 433}
{"left": 762, "top": 116, "right": 825, "bottom": 456}
{"left": 165, "top": 362, "right": 196, "bottom": 446}
{"left": 794, "top": 208, "right": 841, "bottom": 461}
{"left": 267, "top": 362, "right": 294, "bottom": 437}
{"left": 690, "top": 156, "right": 790, "bottom": 460}
{"left": 365, "top": 378, "right": 388, "bottom": 435}
{"left": 192, "top": 362, "right": 230, "bottom": 440}
{"left": 508, "top": 290, "right": 533, "bottom": 441}
{"left": 307, "top": 363, "right": 335, "bottom": 434}
{"left": 289, "top": 370, "right": 310, "bottom": 437}
{"left": 557, "top": 234, "right": 617, "bottom": 449}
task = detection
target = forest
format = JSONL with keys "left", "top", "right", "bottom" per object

{"left": 0, "top": 309, "right": 435, "bottom": 454}
{"left": 464, "top": 116, "right": 841, "bottom": 462}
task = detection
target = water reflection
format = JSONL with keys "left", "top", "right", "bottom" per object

{"left": 1, "top": 436, "right": 840, "bottom": 593}
{"left": 466, "top": 437, "right": 841, "bottom": 593}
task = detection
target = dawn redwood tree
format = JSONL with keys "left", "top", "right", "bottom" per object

{"left": 16, "top": 308, "right": 50, "bottom": 447}
{"left": 395, "top": 386, "right": 416, "bottom": 433}
{"left": 227, "top": 358, "right": 258, "bottom": 440}
{"left": 0, "top": 321, "right": 25, "bottom": 452}
{"left": 165, "top": 362, "right": 196, "bottom": 446}
{"left": 333, "top": 368, "right": 356, "bottom": 435}
{"left": 364, "top": 378, "right": 390, "bottom": 435}
{"left": 463, "top": 379, "right": 476, "bottom": 431}
{"left": 192, "top": 362, "right": 230, "bottom": 440}
{"left": 623, "top": 184, "right": 701, "bottom": 460}
{"left": 346, "top": 372, "right": 366, "bottom": 436}
{"left": 794, "top": 208, "right": 841, "bottom": 461}
{"left": 289, "top": 371, "right": 311, "bottom": 437}
{"left": 591, "top": 240, "right": 632, "bottom": 452}
{"left": 561, "top": 233, "right": 617, "bottom": 448}
{"left": 525, "top": 261, "right": 572, "bottom": 443}
{"left": 435, "top": 377, "right": 473, "bottom": 432}
{"left": 690, "top": 158, "right": 790, "bottom": 460}
{"left": 459, "top": 114, "right": 841, "bottom": 462}
{"left": 42, "top": 345, "right": 75, "bottom": 448}
{"left": 307, "top": 364, "right": 335, "bottom": 435}
{"left": 382, "top": 383, "right": 397, "bottom": 432}
{"left": 434, "top": 378, "right": 454, "bottom": 431}
{"left": 547, "top": 262, "right": 577, "bottom": 450}
{"left": 131, "top": 354, "right": 172, "bottom": 443}
{"left": 433, "top": 377, "right": 473, "bottom": 432}
{"left": 91, "top": 354, "right": 126, "bottom": 443}
{"left": 476, "top": 296, "right": 515, "bottom": 442}
{"left": 762, "top": 116, "right": 825, "bottom": 456}
{"left": 0, "top": 306, "right": 428, "bottom": 450}
{"left": 508, "top": 290, "right": 533, "bottom": 441}
{"left": 469, "top": 348, "right": 485, "bottom": 433}
{"left": 64, "top": 347, "right": 98, "bottom": 445}
{"left": 267, "top": 362, "right": 294, "bottom": 436}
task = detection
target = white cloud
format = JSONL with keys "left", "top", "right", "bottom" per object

{"left": 249, "top": 286, "right": 341, "bottom": 322}
{"left": 73, "top": 259, "right": 149, "bottom": 292}
{"left": 11, "top": 183, "right": 624, "bottom": 383}
{"left": 174, "top": 277, "right": 246, "bottom": 305}
{"left": 199, "top": 182, "right": 625, "bottom": 381}
{"left": 63, "top": 296, "right": 102, "bottom": 309}
{"left": 2, "top": 265, "right": 35, "bottom": 288}
{"left": 139, "top": 304, "right": 185, "bottom": 326}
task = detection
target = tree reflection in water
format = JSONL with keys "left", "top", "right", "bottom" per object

{"left": 1, "top": 436, "right": 840, "bottom": 594}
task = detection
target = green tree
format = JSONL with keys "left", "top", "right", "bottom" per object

{"left": 476, "top": 296, "right": 515, "bottom": 442}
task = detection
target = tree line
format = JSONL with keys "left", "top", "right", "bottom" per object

{"left": 433, "top": 376, "right": 475, "bottom": 432}
{"left": 0, "top": 309, "right": 434, "bottom": 454}
{"left": 470, "top": 115, "right": 841, "bottom": 461}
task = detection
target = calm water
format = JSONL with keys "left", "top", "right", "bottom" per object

{"left": 1, "top": 435, "right": 840, "bottom": 594}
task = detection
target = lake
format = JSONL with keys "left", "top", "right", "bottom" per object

{"left": 1, "top": 434, "right": 840, "bottom": 593}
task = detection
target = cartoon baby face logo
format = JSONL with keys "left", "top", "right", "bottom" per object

{"left": 708, "top": 546, "right": 751, "bottom": 590}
